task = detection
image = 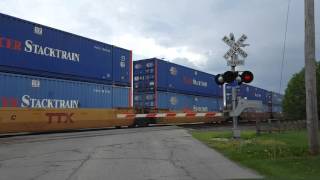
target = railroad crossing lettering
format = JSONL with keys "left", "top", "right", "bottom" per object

{"left": 223, "top": 34, "right": 248, "bottom": 59}
{"left": 227, "top": 59, "right": 245, "bottom": 66}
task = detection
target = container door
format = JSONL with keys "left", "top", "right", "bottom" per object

{"left": 112, "top": 47, "right": 131, "bottom": 86}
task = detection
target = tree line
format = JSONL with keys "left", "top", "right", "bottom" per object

{"left": 283, "top": 61, "right": 320, "bottom": 120}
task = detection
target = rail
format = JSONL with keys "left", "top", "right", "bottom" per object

{"left": 256, "top": 119, "right": 306, "bottom": 134}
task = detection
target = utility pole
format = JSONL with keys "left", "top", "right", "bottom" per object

{"left": 305, "top": 0, "right": 319, "bottom": 155}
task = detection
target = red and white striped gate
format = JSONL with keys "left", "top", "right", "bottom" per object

{"left": 116, "top": 112, "right": 223, "bottom": 119}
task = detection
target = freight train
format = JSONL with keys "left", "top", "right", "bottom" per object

{"left": 0, "top": 13, "right": 283, "bottom": 134}
{"left": 133, "top": 58, "right": 223, "bottom": 113}
{"left": 133, "top": 58, "right": 283, "bottom": 122}
{"left": 225, "top": 84, "right": 283, "bottom": 122}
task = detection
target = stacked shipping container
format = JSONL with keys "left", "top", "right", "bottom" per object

{"left": 133, "top": 58, "right": 223, "bottom": 112}
{"left": 0, "top": 72, "right": 130, "bottom": 108}
{"left": 226, "top": 84, "right": 269, "bottom": 112}
{"left": 225, "top": 84, "right": 283, "bottom": 113}
{"left": 0, "top": 13, "right": 132, "bottom": 108}
{"left": 271, "top": 92, "right": 283, "bottom": 113}
{"left": 0, "top": 13, "right": 283, "bottom": 114}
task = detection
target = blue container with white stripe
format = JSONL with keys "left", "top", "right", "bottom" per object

{"left": 271, "top": 92, "right": 283, "bottom": 106}
{"left": 225, "top": 84, "right": 270, "bottom": 105}
{"left": 225, "top": 84, "right": 283, "bottom": 113}
{"left": 133, "top": 58, "right": 222, "bottom": 97}
{"left": 134, "top": 91, "right": 223, "bottom": 112}
{"left": 0, "top": 72, "right": 130, "bottom": 108}
{"left": 0, "top": 13, "right": 131, "bottom": 86}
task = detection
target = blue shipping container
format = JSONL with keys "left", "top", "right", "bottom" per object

{"left": 225, "top": 84, "right": 284, "bottom": 113}
{"left": 225, "top": 84, "right": 270, "bottom": 105}
{"left": 0, "top": 13, "right": 131, "bottom": 86}
{"left": 112, "top": 47, "right": 132, "bottom": 86}
{"left": 242, "top": 105, "right": 269, "bottom": 113}
{"left": 134, "top": 91, "right": 223, "bottom": 112}
{"left": 0, "top": 72, "right": 130, "bottom": 108}
{"left": 272, "top": 105, "right": 282, "bottom": 113}
{"left": 271, "top": 92, "right": 283, "bottom": 105}
{"left": 133, "top": 58, "right": 222, "bottom": 97}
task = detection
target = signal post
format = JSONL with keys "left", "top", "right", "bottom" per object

{"left": 231, "top": 65, "right": 239, "bottom": 138}
{"left": 216, "top": 33, "right": 253, "bottom": 138}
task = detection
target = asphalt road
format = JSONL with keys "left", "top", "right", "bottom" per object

{"left": 0, "top": 126, "right": 261, "bottom": 180}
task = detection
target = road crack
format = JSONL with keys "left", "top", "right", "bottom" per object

{"left": 65, "top": 153, "right": 92, "bottom": 180}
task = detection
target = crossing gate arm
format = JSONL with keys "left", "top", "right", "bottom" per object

{"left": 116, "top": 112, "right": 223, "bottom": 119}
{"left": 229, "top": 99, "right": 263, "bottom": 117}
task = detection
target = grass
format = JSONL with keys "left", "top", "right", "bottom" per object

{"left": 192, "top": 130, "right": 320, "bottom": 180}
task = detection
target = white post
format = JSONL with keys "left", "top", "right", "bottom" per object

{"left": 231, "top": 64, "right": 240, "bottom": 139}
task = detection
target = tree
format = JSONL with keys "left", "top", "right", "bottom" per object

{"left": 283, "top": 61, "right": 320, "bottom": 120}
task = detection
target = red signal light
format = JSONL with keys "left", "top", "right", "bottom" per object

{"left": 241, "top": 71, "right": 253, "bottom": 83}
{"left": 215, "top": 71, "right": 253, "bottom": 85}
{"left": 244, "top": 75, "right": 251, "bottom": 81}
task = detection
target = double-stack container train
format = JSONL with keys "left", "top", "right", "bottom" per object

{"left": 225, "top": 84, "right": 283, "bottom": 121}
{"left": 0, "top": 13, "right": 134, "bottom": 133}
{"left": 270, "top": 92, "right": 283, "bottom": 119}
{"left": 133, "top": 58, "right": 223, "bottom": 113}
{"left": 0, "top": 13, "right": 283, "bottom": 134}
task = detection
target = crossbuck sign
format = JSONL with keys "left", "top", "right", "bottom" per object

{"left": 223, "top": 34, "right": 248, "bottom": 66}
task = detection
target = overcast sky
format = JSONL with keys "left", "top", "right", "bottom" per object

{"left": 0, "top": 0, "right": 319, "bottom": 93}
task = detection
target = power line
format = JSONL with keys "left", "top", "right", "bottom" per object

{"left": 317, "top": 33, "right": 320, "bottom": 60}
{"left": 279, "top": 0, "right": 291, "bottom": 94}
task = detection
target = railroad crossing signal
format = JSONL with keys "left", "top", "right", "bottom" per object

{"left": 215, "top": 71, "right": 254, "bottom": 85}
{"left": 222, "top": 33, "right": 249, "bottom": 66}
{"left": 220, "top": 33, "right": 250, "bottom": 139}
